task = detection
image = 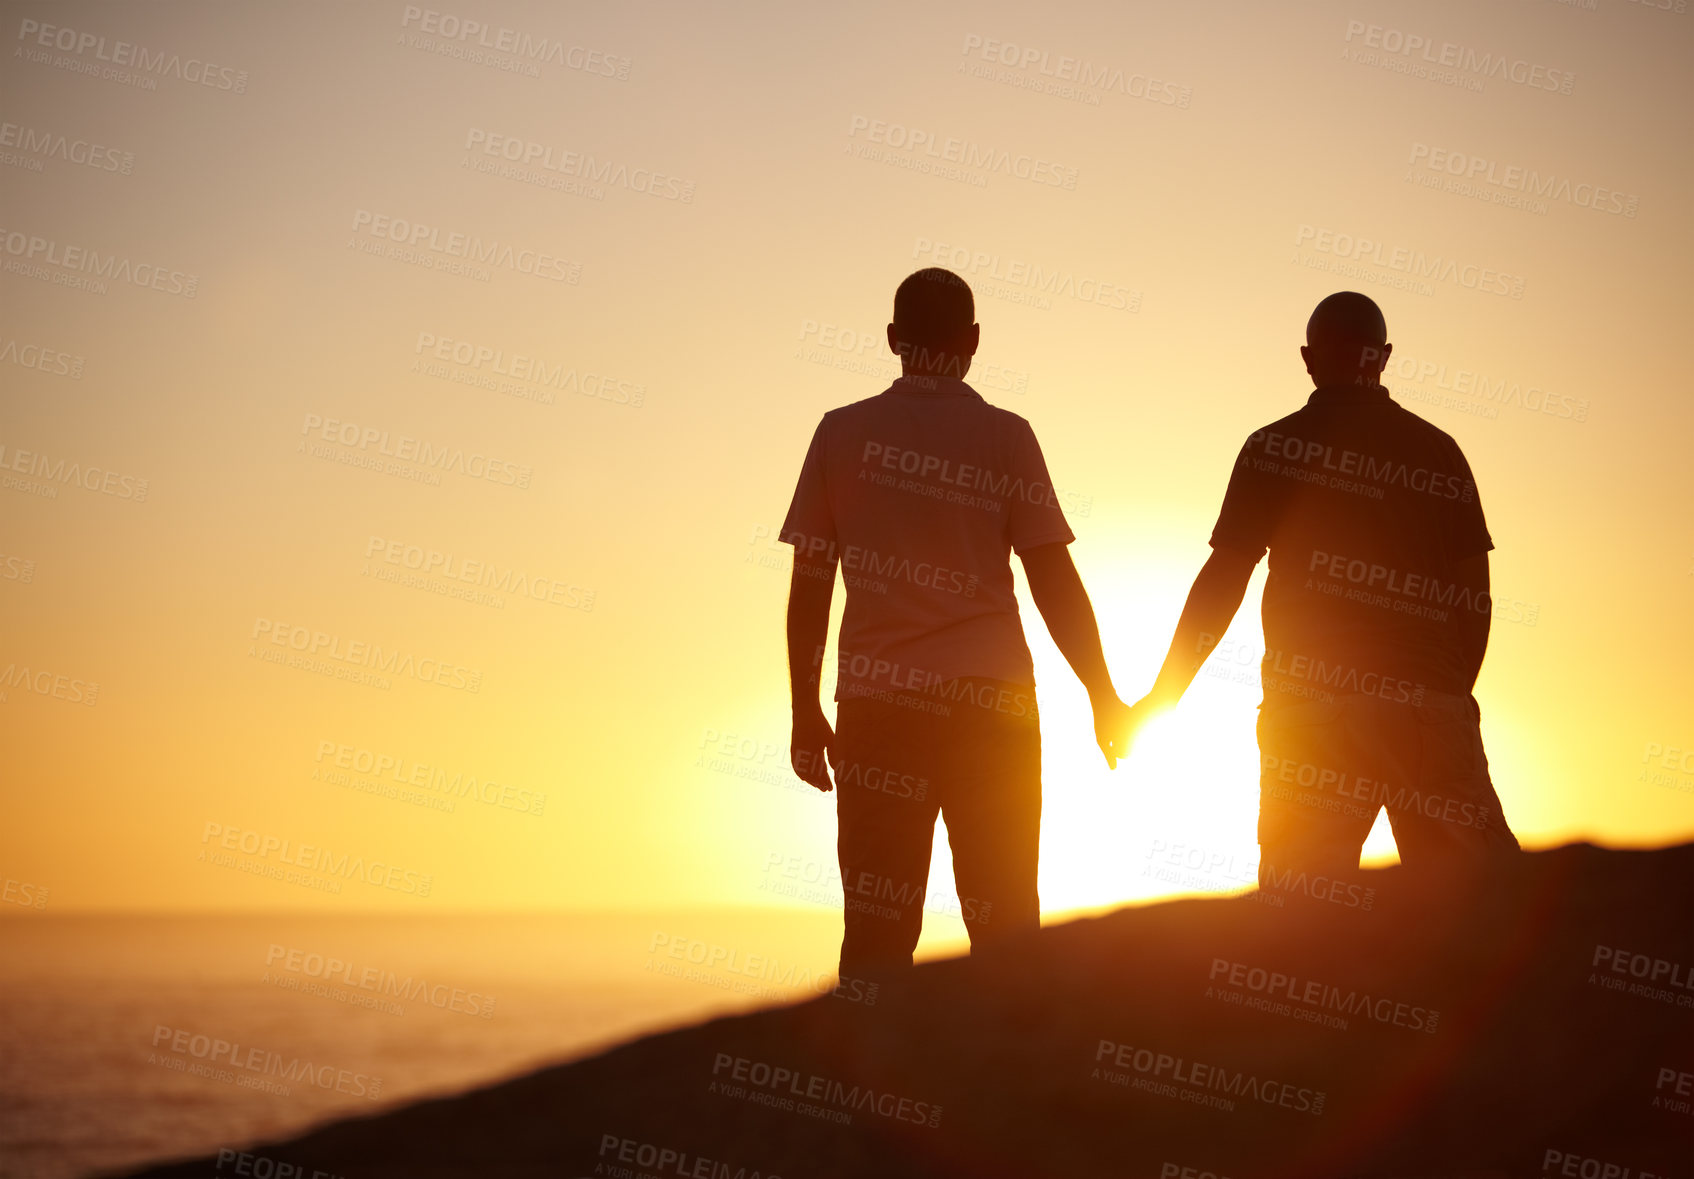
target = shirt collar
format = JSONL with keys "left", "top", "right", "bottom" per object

{"left": 889, "top": 374, "right": 981, "bottom": 398}
{"left": 1307, "top": 381, "right": 1391, "bottom": 408}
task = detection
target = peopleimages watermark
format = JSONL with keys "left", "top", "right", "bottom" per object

{"left": 0, "top": 552, "right": 35, "bottom": 583}
{"left": 1540, "top": 1148, "right": 1679, "bottom": 1179}
{"left": 149, "top": 1024, "right": 381, "bottom": 1100}
{"left": 694, "top": 725, "right": 802, "bottom": 792}
{"left": 0, "top": 336, "right": 84, "bottom": 379}
{"left": 1652, "top": 1066, "right": 1692, "bottom": 1116}
{"left": 1259, "top": 860, "right": 1376, "bottom": 911}
{"left": 1141, "top": 838, "right": 1261, "bottom": 896}
{"left": 1240, "top": 424, "right": 1477, "bottom": 502}
{"left": 348, "top": 209, "right": 581, "bottom": 284}
{"left": 263, "top": 942, "right": 496, "bottom": 1018}
{"left": 0, "top": 226, "right": 198, "bottom": 297}
{"left": 1405, "top": 143, "right": 1639, "bottom": 219}
{"left": 299, "top": 413, "right": 532, "bottom": 490}
{"left": 412, "top": 331, "right": 644, "bottom": 408}
{"left": 363, "top": 534, "right": 594, "bottom": 612}
{"left": 958, "top": 34, "right": 1193, "bottom": 108}
{"left": 1376, "top": 349, "right": 1590, "bottom": 424}
{"left": 782, "top": 527, "right": 982, "bottom": 599}
{"left": 761, "top": 850, "right": 979, "bottom": 924}
{"left": 2, "top": 876, "right": 49, "bottom": 909}
{"left": 709, "top": 1052, "right": 941, "bottom": 1128}
{"left": 1091, "top": 1038, "right": 1326, "bottom": 1115}
{"left": 463, "top": 127, "right": 694, "bottom": 202}
{"left": 1638, "top": 742, "right": 1694, "bottom": 793}
{"left": 1304, "top": 549, "right": 1541, "bottom": 627}
{"left": 397, "top": 6, "right": 631, "bottom": 81}
{"left": 852, "top": 439, "right": 1093, "bottom": 518}
{"left": 792, "top": 318, "right": 1033, "bottom": 395}
{"left": 15, "top": 18, "right": 250, "bottom": 93}
{"left": 845, "top": 115, "right": 1079, "bottom": 190}
{"left": 313, "top": 738, "right": 546, "bottom": 817}
{"left": 0, "top": 119, "right": 134, "bottom": 175}
{"left": 1262, "top": 751, "right": 1498, "bottom": 832}
{"left": 0, "top": 661, "right": 99, "bottom": 705}
{"left": 213, "top": 1149, "right": 348, "bottom": 1179}
{"left": 913, "top": 236, "right": 1140, "bottom": 312}
{"left": 1198, "top": 632, "right": 1426, "bottom": 708}
{"left": 199, "top": 821, "right": 435, "bottom": 897}
{"left": 1140, "top": 835, "right": 1377, "bottom": 913}
{"left": 1340, "top": 19, "right": 1576, "bottom": 95}
{"left": 1207, "top": 957, "right": 1440, "bottom": 1033}
{"left": 793, "top": 318, "right": 898, "bottom": 382}
{"left": 250, "top": 616, "right": 483, "bottom": 693}
{"left": 0, "top": 439, "right": 149, "bottom": 501}
{"left": 1589, "top": 944, "right": 1694, "bottom": 1009}
{"left": 820, "top": 646, "right": 1040, "bottom": 719}
{"left": 596, "top": 1133, "right": 782, "bottom": 1179}
{"left": 1293, "top": 225, "right": 1525, "bottom": 300}
{"left": 1159, "top": 1164, "right": 1236, "bottom": 1179}
{"left": 647, "top": 932, "right": 879, "bottom": 1006}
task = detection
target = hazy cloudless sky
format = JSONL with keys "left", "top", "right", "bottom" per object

{"left": 2, "top": 0, "right": 1690, "bottom": 919}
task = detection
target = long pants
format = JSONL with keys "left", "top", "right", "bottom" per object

{"left": 831, "top": 677, "right": 1043, "bottom": 981}
{"left": 1255, "top": 688, "right": 1519, "bottom": 886}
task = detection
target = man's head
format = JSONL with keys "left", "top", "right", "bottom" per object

{"left": 888, "top": 268, "right": 979, "bottom": 379}
{"left": 1301, "top": 291, "right": 1391, "bottom": 388}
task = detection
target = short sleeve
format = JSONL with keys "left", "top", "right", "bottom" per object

{"left": 779, "top": 418, "right": 837, "bottom": 557}
{"left": 1006, "top": 422, "right": 1076, "bottom": 554}
{"left": 1441, "top": 442, "right": 1494, "bottom": 561}
{"left": 1208, "top": 436, "right": 1278, "bottom": 561}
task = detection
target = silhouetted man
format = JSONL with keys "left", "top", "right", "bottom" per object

{"left": 1129, "top": 291, "right": 1518, "bottom": 885}
{"left": 782, "top": 268, "right": 1128, "bottom": 981}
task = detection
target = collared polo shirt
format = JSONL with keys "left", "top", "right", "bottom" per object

{"left": 781, "top": 374, "right": 1075, "bottom": 702}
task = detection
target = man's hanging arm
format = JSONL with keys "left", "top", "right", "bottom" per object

{"left": 786, "top": 551, "right": 838, "bottom": 791}
{"left": 1020, "top": 542, "right": 1130, "bottom": 767}
{"left": 1451, "top": 551, "right": 1491, "bottom": 694}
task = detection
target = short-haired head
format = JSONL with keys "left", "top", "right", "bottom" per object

{"left": 893, "top": 268, "right": 975, "bottom": 347}
{"left": 889, "top": 268, "right": 979, "bottom": 379}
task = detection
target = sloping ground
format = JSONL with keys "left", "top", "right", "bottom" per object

{"left": 119, "top": 844, "right": 1694, "bottom": 1179}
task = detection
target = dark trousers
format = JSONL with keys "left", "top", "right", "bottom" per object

{"left": 832, "top": 677, "right": 1042, "bottom": 981}
{"left": 1256, "top": 688, "right": 1519, "bottom": 885}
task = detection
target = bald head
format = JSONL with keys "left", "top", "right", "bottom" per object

{"left": 1307, "top": 291, "right": 1386, "bottom": 351}
{"left": 1302, "top": 291, "right": 1390, "bottom": 387}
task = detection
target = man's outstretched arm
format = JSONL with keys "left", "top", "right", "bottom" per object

{"left": 786, "top": 551, "right": 838, "bottom": 791}
{"left": 1020, "top": 543, "right": 1129, "bottom": 767}
{"left": 1139, "top": 548, "right": 1260, "bottom": 714}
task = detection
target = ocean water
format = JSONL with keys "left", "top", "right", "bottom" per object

{"left": 0, "top": 911, "right": 876, "bottom": 1179}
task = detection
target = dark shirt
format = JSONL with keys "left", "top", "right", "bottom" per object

{"left": 1209, "top": 383, "right": 1493, "bottom": 704}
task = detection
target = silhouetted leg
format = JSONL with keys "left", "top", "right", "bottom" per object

{"left": 833, "top": 697, "right": 942, "bottom": 982}
{"left": 939, "top": 684, "right": 1042, "bottom": 955}
{"left": 1385, "top": 691, "right": 1519, "bottom": 876}
{"left": 1255, "top": 695, "right": 1377, "bottom": 889}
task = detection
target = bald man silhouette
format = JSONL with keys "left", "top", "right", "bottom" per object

{"left": 1126, "top": 291, "right": 1519, "bottom": 887}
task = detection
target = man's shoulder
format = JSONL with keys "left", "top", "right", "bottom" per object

{"left": 981, "top": 399, "right": 1033, "bottom": 428}
{"left": 1263, "top": 395, "right": 1467, "bottom": 459}
{"left": 1382, "top": 398, "right": 1466, "bottom": 454}
{"left": 821, "top": 389, "right": 893, "bottom": 418}
{"left": 813, "top": 393, "right": 892, "bottom": 436}
{"left": 1246, "top": 405, "right": 1311, "bottom": 447}
{"left": 822, "top": 388, "right": 1030, "bottom": 429}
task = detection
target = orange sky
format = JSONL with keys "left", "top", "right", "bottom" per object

{"left": 2, "top": 0, "right": 1690, "bottom": 922}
